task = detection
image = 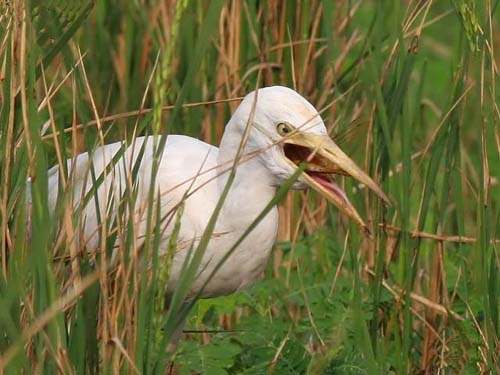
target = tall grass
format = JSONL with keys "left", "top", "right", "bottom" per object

{"left": 0, "top": 0, "right": 499, "bottom": 373}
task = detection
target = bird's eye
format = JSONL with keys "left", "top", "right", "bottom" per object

{"left": 276, "top": 122, "right": 293, "bottom": 136}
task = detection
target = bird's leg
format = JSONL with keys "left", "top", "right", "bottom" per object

{"left": 167, "top": 360, "right": 175, "bottom": 375}
{"left": 164, "top": 298, "right": 191, "bottom": 353}
{"left": 166, "top": 322, "right": 185, "bottom": 353}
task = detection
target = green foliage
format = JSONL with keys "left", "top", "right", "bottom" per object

{"left": 452, "top": 0, "right": 483, "bottom": 52}
{"left": 0, "top": 0, "right": 499, "bottom": 374}
{"left": 179, "top": 338, "right": 242, "bottom": 375}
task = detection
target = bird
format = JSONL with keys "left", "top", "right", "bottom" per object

{"left": 44, "top": 86, "right": 388, "bottom": 301}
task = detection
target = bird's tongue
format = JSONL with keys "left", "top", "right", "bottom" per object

{"left": 307, "top": 172, "right": 349, "bottom": 205}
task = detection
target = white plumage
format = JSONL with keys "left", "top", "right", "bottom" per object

{"left": 45, "top": 86, "right": 388, "bottom": 300}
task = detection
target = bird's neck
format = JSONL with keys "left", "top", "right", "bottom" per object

{"left": 217, "top": 131, "right": 277, "bottom": 227}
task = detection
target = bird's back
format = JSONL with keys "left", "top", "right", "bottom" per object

{"left": 47, "top": 135, "right": 220, "bottom": 255}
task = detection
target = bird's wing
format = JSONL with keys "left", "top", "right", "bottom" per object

{"left": 47, "top": 135, "right": 220, "bottom": 255}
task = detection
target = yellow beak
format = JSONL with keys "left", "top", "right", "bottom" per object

{"left": 283, "top": 132, "right": 389, "bottom": 232}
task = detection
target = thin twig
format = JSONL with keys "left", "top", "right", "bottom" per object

{"left": 365, "top": 267, "right": 463, "bottom": 321}
{"left": 380, "top": 224, "right": 500, "bottom": 244}
{"left": 40, "top": 97, "right": 244, "bottom": 141}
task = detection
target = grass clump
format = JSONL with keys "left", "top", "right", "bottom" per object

{"left": 0, "top": 1, "right": 499, "bottom": 373}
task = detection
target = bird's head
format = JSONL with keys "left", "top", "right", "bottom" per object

{"left": 225, "top": 86, "right": 389, "bottom": 230}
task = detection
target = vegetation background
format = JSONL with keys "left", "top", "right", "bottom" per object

{"left": 0, "top": 0, "right": 499, "bottom": 373}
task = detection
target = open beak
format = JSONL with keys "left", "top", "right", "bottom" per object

{"left": 283, "top": 132, "right": 390, "bottom": 232}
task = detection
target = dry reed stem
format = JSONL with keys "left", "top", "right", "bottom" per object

{"left": 268, "top": 327, "right": 291, "bottom": 374}
{"left": 1, "top": 9, "right": 16, "bottom": 277}
{"left": 421, "top": 239, "right": 443, "bottom": 369}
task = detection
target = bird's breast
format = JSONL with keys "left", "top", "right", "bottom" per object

{"left": 171, "top": 206, "right": 279, "bottom": 299}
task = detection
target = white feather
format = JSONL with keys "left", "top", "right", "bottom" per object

{"left": 46, "top": 86, "right": 327, "bottom": 299}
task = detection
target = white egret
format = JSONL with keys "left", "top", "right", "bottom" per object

{"left": 45, "top": 86, "right": 388, "bottom": 300}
